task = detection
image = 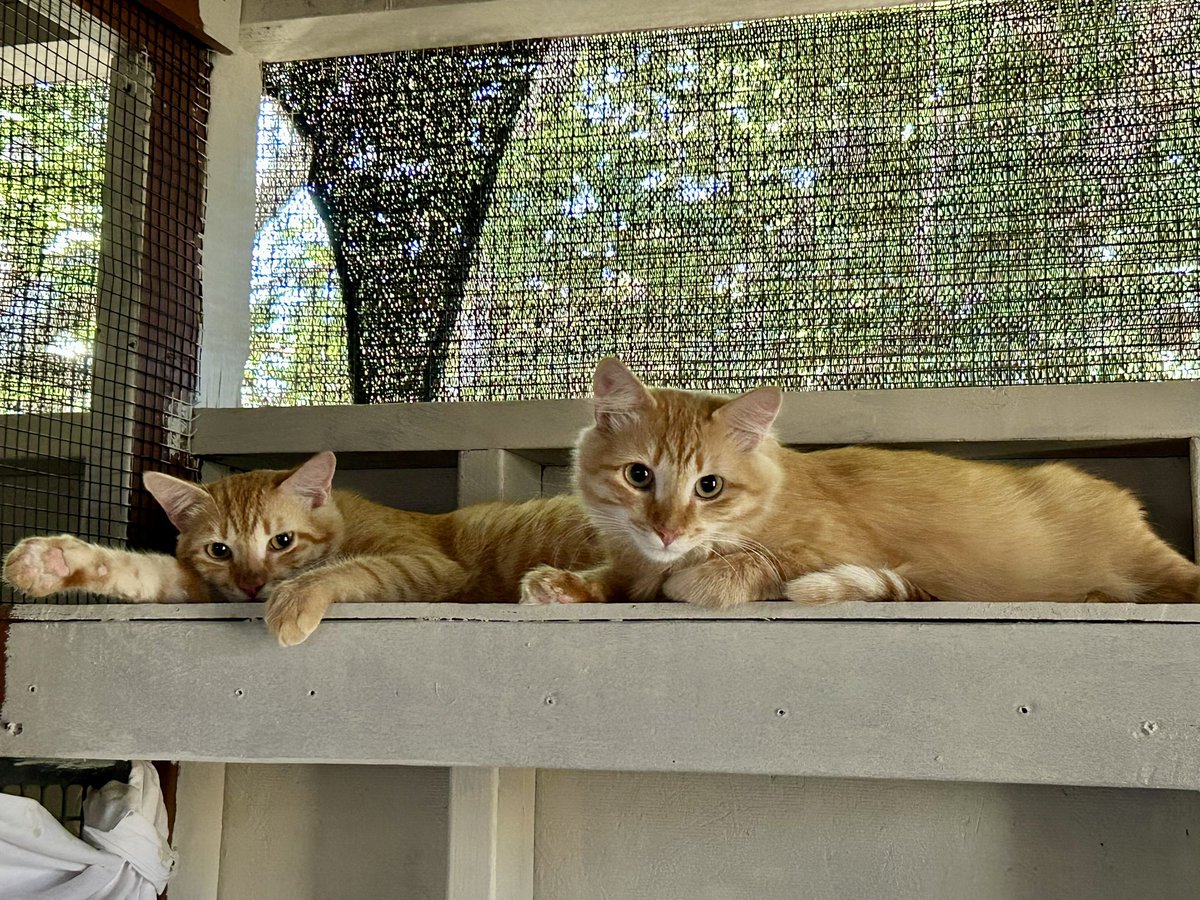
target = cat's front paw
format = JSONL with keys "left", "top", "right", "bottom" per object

{"left": 520, "top": 566, "right": 597, "bottom": 605}
{"left": 265, "top": 579, "right": 334, "bottom": 647}
{"left": 662, "top": 565, "right": 750, "bottom": 609}
{"left": 3, "top": 535, "right": 98, "bottom": 597}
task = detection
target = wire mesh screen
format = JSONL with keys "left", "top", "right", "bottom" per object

{"left": 1, "top": 0, "right": 210, "bottom": 601}
{"left": 253, "top": 0, "right": 1200, "bottom": 403}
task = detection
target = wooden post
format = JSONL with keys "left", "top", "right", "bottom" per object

{"left": 85, "top": 45, "right": 152, "bottom": 545}
{"left": 457, "top": 449, "right": 542, "bottom": 507}
{"left": 198, "top": 49, "right": 262, "bottom": 410}
{"left": 1190, "top": 437, "right": 1199, "bottom": 563}
{"left": 447, "top": 767, "right": 535, "bottom": 900}
{"left": 165, "top": 762, "right": 226, "bottom": 900}
{"left": 447, "top": 451, "right": 540, "bottom": 900}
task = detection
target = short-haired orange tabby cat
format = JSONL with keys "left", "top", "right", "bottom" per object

{"left": 520, "top": 358, "right": 1200, "bottom": 607}
{"left": 4, "top": 452, "right": 598, "bottom": 645}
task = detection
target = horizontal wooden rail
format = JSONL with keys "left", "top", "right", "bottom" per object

{"left": 194, "top": 382, "right": 1200, "bottom": 462}
{"left": 8, "top": 600, "right": 1200, "bottom": 624}
{"left": 3, "top": 602, "right": 1200, "bottom": 790}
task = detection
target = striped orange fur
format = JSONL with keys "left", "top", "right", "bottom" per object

{"left": 520, "top": 359, "right": 1200, "bottom": 609}
{"left": 4, "top": 452, "right": 599, "bottom": 645}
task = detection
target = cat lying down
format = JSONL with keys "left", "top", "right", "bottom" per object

{"left": 5, "top": 361, "right": 1198, "bottom": 646}
{"left": 520, "top": 358, "right": 1200, "bottom": 608}
{"left": 3, "top": 452, "right": 599, "bottom": 646}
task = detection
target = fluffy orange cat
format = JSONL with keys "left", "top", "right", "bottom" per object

{"left": 521, "top": 358, "right": 1200, "bottom": 607}
{"left": 4, "top": 452, "right": 598, "bottom": 644}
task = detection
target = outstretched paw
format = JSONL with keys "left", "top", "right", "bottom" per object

{"left": 265, "top": 579, "right": 333, "bottom": 647}
{"left": 3, "top": 535, "right": 98, "bottom": 598}
{"left": 519, "top": 566, "right": 597, "bottom": 605}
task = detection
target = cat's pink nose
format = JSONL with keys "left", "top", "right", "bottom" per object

{"left": 239, "top": 582, "right": 265, "bottom": 599}
{"left": 656, "top": 528, "right": 680, "bottom": 548}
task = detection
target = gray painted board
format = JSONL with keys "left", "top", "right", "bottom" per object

{"left": 193, "top": 382, "right": 1200, "bottom": 457}
{"left": 4, "top": 617, "right": 1200, "bottom": 789}
{"left": 9, "top": 601, "right": 1200, "bottom": 622}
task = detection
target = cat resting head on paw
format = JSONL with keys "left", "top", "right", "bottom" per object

{"left": 144, "top": 451, "right": 344, "bottom": 601}
{"left": 574, "top": 359, "right": 785, "bottom": 565}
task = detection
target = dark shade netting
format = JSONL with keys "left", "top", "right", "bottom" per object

{"left": 1, "top": 0, "right": 210, "bottom": 601}
{"left": 253, "top": 0, "right": 1200, "bottom": 403}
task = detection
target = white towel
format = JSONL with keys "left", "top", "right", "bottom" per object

{"left": 0, "top": 761, "right": 175, "bottom": 899}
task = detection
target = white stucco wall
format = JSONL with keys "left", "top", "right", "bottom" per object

{"left": 217, "top": 764, "right": 449, "bottom": 900}
{"left": 534, "top": 770, "right": 1200, "bottom": 900}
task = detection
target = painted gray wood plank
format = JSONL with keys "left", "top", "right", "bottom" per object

{"left": 192, "top": 382, "right": 1200, "bottom": 457}
{"left": 3, "top": 618, "right": 1200, "bottom": 789}
{"left": 9, "top": 601, "right": 1200, "bottom": 623}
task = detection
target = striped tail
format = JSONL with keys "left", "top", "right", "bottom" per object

{"left": 786, "top": 564, "right": 936, "bottom": 605}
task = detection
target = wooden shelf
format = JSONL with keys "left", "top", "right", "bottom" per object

{"left": 3, "top": 602, "right": 1199, "bottom": 790}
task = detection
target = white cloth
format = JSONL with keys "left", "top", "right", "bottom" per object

{"left": 0, "top": 761, "right": 176, "bottom": 899}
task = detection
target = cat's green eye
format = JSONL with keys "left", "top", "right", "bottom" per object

{"left": 268, "top": 532, "right": 295, "bottom": 552}
{"left": 623, "top": 463, "right": 654, "bottom": 490}
{"left": 695, "top": 474, "right": 724, "bottom": 499}
{"left": 206, "top": 542, "right": 232, "bottom": 560}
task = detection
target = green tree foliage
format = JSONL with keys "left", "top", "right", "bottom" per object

{"left": 256, "top": 1, "right": 1200, "bottom": 403}
{"left": 244, "top": 100, "right": 352, "bottom": 407}
{"left": 0, "top": 80, "right": 107, "bottom": 414}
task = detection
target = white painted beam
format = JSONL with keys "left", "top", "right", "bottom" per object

{"left": 168, "top": 762, "right": 227, "bottom": 900}
{"left": 448, "top": 767, "right": 534, "bottom": 900}
{"left": 199, "top": 50, "right": 262, "bottom": 409}
{"left": 240, "top": 0, "right": 940, "bottom": 61}
{"left": 4, "top": 612, "right": 1200, "bottom": 790}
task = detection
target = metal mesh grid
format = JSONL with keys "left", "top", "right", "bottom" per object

{"left": 0, "top": 759, "right": 130, "bottom": 836}
{"left": 1, "top": 0, "right": 210, "bottom": 601}
{"left": 253, "top": 0, "right": 1200, "bottom": 403}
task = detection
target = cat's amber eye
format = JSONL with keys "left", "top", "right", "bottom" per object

{"left": 206, "top": 542, "right": 232, "bottom": 560}
{"left": 695, "top": 474, "right": 724, "bottom": 499}
{"left": 623, "top": 463, "right": 654, "bottom": 490}
{"left": 268, "top": 532, "right": 295, "bottom": 552}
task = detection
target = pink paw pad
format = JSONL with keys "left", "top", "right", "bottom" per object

{"left": 45, "top": 547, "right": 70, "bottom": 578}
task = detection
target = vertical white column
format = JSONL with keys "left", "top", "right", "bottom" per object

{"left": 199, "top": 49, "right": 262, "bottom": 409}
{"left": 448, "top": 449, "right": 540, "bottom": 900}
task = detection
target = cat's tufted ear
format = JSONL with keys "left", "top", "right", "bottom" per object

{"left": 714, "top": 386, "right": 783, "bottom": 451}
{"left": 593, "top": 358, "right": 651, "bottom": 431}
{"left": 144, "top": 472, "right": 213, "bottom": 530}
{"left": 279, "top": 450, "right": 336, "bottom": 509}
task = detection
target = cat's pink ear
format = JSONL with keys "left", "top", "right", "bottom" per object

{"left": 143, "top": 472, "right": 212, "bottom": 530}
{"left": 715, "top": 386, "right": 783, "bottom": 450}
{"left": 279, "top": 451, "right": 336, "bottom": 509}
{"left": 593, "top": 358, "right": 651, "bottom": 431}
